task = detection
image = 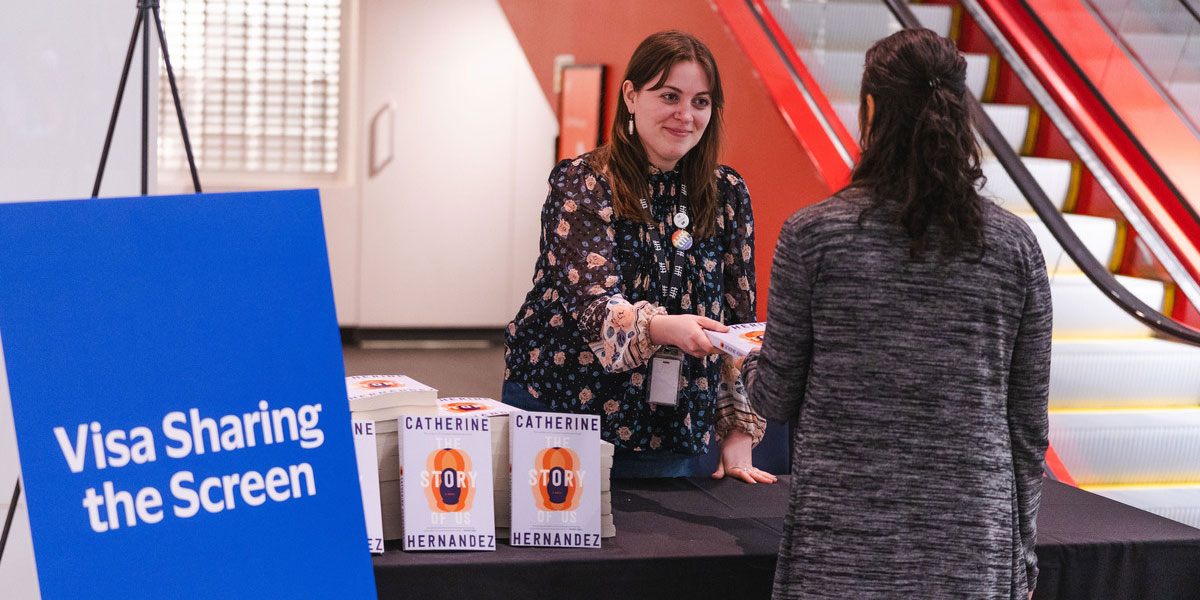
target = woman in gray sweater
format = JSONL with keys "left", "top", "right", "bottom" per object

{"left": 740, "top": 29, "right": 1052, "bottom": 599}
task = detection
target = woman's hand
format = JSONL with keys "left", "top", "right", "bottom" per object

{"left": 648, "top": 314, "right": 727, "bottom": 358}
{"left": 711, "top": 429, "right": 777, "bottom": 484}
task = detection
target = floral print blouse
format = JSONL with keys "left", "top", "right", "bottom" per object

{"left": 504, "top": 153, "right": 765, "bottom": 454}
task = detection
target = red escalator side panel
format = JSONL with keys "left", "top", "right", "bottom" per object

{"left": 1172, "top": 292, "right": 1200, "bottom": 330}
{"left": 1021, "top": 0, "right": 1200, "bottom": 215}
{"left": 727, "top": 0, "right": 861, "bottom": 175}
{"left": 977, "top": 0, "right": 1200, "bottom": 290}
{"left": 1045, "top": 443, "right": 1077, "bottom": 487}
{"left": 1119, "top": 229, "right": 1171, "bottom": 282}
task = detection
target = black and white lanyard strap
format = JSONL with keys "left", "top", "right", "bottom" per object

{"left": 638, "top": 183, "right": 693, "bottom": 301}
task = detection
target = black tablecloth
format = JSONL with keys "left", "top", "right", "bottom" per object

{"left": 373, "top": 477, "right": 1200, "bottom": 599}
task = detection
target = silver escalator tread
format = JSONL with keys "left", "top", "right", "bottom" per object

{"left": 1047, "top": 274, "right": 1164, "bottom": 338}
{"left": 1049, "top": 338, "right": 1200, "bottom": 409}
{"left": 776, "top": 2, "right": 953, "bottom": 51}
{"left": 1022, "top": 213, "right": 1117, "bottom": 275}
{"left": 976, "top": 104, "right": 1030, "bottom": 155}
{"left": 832, "top": 101, "right": 1029, "bottom": 153}
{"left": 1050, "top": 408, "right": 1200, "bottom": 485}
{"left": 795, "top": 48, "right": 991, "bottom": 101}
{"left": 982, "top": 156, "right": 1073, "bottom": 212}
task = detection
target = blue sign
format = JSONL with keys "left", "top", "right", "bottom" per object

{"left": 0, "top": 190, "right": 375, "bottom": 598}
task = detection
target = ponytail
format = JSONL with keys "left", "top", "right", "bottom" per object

{"left": 851, "top": 29, "right": 986, "bottom": 261}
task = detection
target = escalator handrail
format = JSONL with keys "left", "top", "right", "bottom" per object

{"left": 744, "top": 0, "right": 860, "bottom": 167}
{"left": 1179, "top": 0, "right": 1200, "bottom": 25}
{"left": 1014, "top": 0, "right": 1200, "bottom": 229}
{"left": 881, "top": 0, "right": 1200, "bottom": 347}
{"left": 713, "top": 0, "right": 856, "bottom": 188}
{"left": 967, "top": 0, "right": 1200, "bottom": 309}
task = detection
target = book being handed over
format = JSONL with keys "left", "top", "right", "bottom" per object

{"left": 704, "top": 322, "right": 766, "bottom": 358}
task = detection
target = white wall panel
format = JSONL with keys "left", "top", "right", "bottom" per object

{"left": 357, "top": 0, "right": 557, "bottom": 327}
{"left": 0, "top": 3, "right": 155, "bottom": 202}
{"left": 1, "top": 3, "right": 156, "bottom": 596}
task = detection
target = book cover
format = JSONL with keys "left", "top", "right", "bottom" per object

{"left": 509, "top": 411, "right": 601, "bottom": 548}
{"left": 437, "top": 397, "right": 518, "bottom": 473}
{"left": 352, "top": 419, "right": 385, "bottom": 554}
{"left": 346, "top": 375, "right": 437, "bottom": 412}
{"left": 401, "top": 415, "right": 496, "bottom": 551}
{"left": 704, "top": 322, "right": 766, "bottom": 358}
{"left": 437, "top": 397, "right": 520, "bottom": 418}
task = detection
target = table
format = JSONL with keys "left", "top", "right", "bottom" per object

{"left": 372, "top": 477, "right": 1200, "bottom": 599}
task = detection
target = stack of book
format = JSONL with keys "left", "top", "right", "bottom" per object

{"left": 351, "top": 419, "right": 385, "bottom": 553}
{"left": 376, "top": 417, "right": 404, "bottom": 539}
{"left": 600, "top": 439, "right": 614, "bottom": 538}
{"left": 400, "top": 413, "right": 497, "bottom": 551}
{"left": 344, "top": 375, "right": 439, "bottom": 540}
{"left": 346, "top": 374, "right": 439, "bottom": 420}
{"left": 347, "top": 376, "right": 620, "bottom": 543}
{"left": 495, "top": 438, "right": 615, "bottom": 540}
{"left": 437, "top": 397, "right": 521, "bottom": 533}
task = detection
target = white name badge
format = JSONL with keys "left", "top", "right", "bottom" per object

{"left": 647, "top": 347, "right": 684, "bottom": 406}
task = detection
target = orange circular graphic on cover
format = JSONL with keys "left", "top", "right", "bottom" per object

{"left": 355, "top": 379, "right": 404, "bottom": 390}
{"left": 739, "top": 331, "right": 764, "bottom": 346}
{"left": 532, "top": 447, "right": 582, "bottom": 511}
{"left": 443, "top": 401, "right": 487, "bottom": 413}
{"left": 424, "top": 448, "right": 475, "bottom": 513}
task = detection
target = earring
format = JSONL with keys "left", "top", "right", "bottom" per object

{"left": 628, "top": 115, "right": 635, "bottom": 136}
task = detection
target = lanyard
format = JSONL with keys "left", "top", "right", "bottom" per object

{"left": 638, "top": 182, "right": 690, "bottom": 302}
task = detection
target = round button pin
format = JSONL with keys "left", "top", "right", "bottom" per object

{"left": 671, "top": 230, "right": 693, "bottom": 251}
{"left": 673, "top": 212, "right": 690, "bottom": 229}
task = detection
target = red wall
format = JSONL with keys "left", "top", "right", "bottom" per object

{"left": 498, "top": 0, "right": 834, "bottom": 318}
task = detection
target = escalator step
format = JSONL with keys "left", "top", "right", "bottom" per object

{"left": 1050, "top": 408, "right": 1200, "bottom": 486}
{"left": 1049, "top": 338, "right": 1200, "bottom": 408}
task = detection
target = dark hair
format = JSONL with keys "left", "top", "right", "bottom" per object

{"left": 851, "top": 28, "right": 986, "bottom": 260}
{"left": 593, "top": 30, "right": 724, "bottom": 239}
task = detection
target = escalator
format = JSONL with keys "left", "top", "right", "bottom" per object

{"left": 718, "top": 0, "right": 1200, "bottom": 528}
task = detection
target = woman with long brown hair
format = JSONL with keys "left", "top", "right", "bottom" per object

{"left": 504, "top": 30, "right": 774, "bottom": 481}
{"left": 741, "top": 29, "right": 1051, "bottom": 598}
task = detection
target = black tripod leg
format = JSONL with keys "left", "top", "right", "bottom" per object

{"left": 0, "top": 479, "right": 21, "bottom": 566}
{"left": 141, "top": 2, "right": 151, "bottom": 195}
{"left": 153, "top": 6, "right": 201, "bottom": 193}
{"left": 93, "top": 9, "right": 144, "bottom": 198}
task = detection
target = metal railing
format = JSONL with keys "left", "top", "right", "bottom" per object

{"left": 882, "top": 0, "right": 1200, "bottom": 346}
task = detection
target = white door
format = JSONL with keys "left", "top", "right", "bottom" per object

{"left": 357, "top": 0, "right": 556, "bottom": 327}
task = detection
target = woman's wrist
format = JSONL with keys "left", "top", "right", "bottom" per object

{"left": 647, "top": 311, "right": 670, "bottom": 346}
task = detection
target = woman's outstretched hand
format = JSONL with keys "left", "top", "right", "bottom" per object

{"left": 649, "top": 314, "right": 727, "bottom": 358}
{"left": 712, "top": 429, "right": 777, "bottom": 484}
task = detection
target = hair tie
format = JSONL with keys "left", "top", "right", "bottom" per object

{"left": 929, "top": 77, "right": 941, "bottom": 90}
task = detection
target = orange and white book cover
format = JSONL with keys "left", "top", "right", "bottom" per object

{"left": 400, "top": 414, "right": 495, "bottom": 551}
{"left": 510, "top": 412, "right": 601, "bottom": 548}
{"left": 704, "top": 322, "right": 766, "bottom": 358}
{"left": 437, "top": 397, "right": 520, "bottom": 418}
{"left": 345, "top": 375, "right": 437, "bottom": 412}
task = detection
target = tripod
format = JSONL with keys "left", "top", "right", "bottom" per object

{"left": 2, "top": 0, "right": 208, "bottom": 569}
{"left": 93, "top": 0, "right": 201, "bottom": 197}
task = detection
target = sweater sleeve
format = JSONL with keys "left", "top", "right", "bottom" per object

{"left": 741, "top": 212, "right": 813, "bottom": 423}
{"left": 1007, "top": 230, "right": 1053, "bottom": 591}
{"left": 541, "top": 158, "right": 663, "bottom": 373}
{"left": 712, "top": 166, "right": 766, "bottom": 443}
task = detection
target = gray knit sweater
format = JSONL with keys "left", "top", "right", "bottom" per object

{"left": 742, "top": 191, "right": 1052, "bottom": 599}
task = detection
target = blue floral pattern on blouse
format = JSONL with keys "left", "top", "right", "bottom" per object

{"left": 504, "top": 153, "right": 759, "bottom": 454}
